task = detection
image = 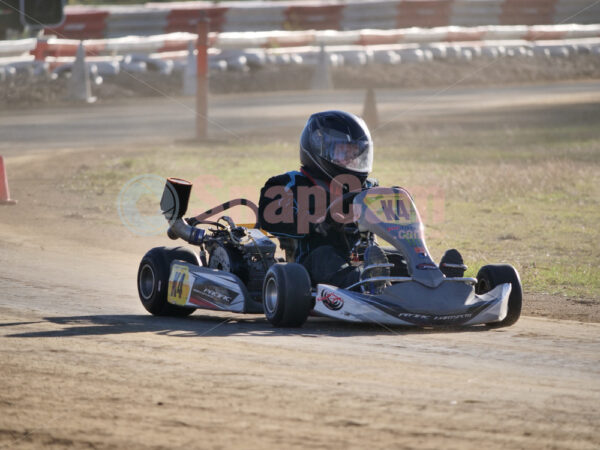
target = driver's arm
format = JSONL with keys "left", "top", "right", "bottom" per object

{"left": 258, "top": 174, "right": 306, "bottom": 239}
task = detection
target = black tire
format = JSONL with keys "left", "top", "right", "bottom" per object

{"left": 137, "top": 246, "right": 200, "bottom": 317}
{"left": 476, "top": 264, "right": 522, "bottom": 328}
{"left": 262, "top": 263, "right": 312, "bottom": 327}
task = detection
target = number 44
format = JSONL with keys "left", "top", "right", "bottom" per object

{"left": 171, "top": 271, "right": 185, "bottom": 298}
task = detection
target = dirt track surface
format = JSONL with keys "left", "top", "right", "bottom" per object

{"left": 2, "top": 80, "right": 600, "bottom": 155}
{"left": 1, "top": 233, "right": 599, "bottom": 450}
{"left": 1, "top": 82, "right": 599, "bottom": 448}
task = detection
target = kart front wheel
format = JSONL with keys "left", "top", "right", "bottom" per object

{"left": 262, "top": 263, "right": 312, "bottom": 327}
{"left": 476, "top": 264, "right": 522, "bottom": 328}
{"left": 137, "top": 246, "right": 199, "bottom": 317}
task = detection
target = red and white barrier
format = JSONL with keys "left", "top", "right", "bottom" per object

{"left": 29, "top": 33, "right": 197, "bottom": 61}
{"left": 39, "top": 1, "right": 600, "bottom": 40}
{"left": 11, "top": 24, "right": 597, "bottom": 61}
{"left": 48, "top": 7, "right": 110, "bottom": 40}
{"left": 2, "top": 23, "right": 599, "bottom": 71}
{"left": 3, "top": 35, "right": 599, "bottom": 81}
{"left": 2, "top": 23, "right": 599, "bottom": 76}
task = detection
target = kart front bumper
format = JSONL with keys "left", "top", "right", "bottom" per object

{"left": 313, "top": 280, "right": 511, "bottom": 327}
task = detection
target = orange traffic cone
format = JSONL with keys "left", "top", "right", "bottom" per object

{"left": 0, "top": 155, "right": 17, "bottom": 205}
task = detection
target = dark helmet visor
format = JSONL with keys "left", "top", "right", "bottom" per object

{"left": 309, "top": 126, "right": 373, "bottom": 173}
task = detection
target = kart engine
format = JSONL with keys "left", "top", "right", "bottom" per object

{"left": 203, "top": 221, "right": 277, "bottom": 298}
{"left": 159, "top": 177, "right": 277, "bottom": 299}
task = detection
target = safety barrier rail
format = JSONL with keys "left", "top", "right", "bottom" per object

{"left": 40, "top": 0, "right": 600, "bottom": 40}
{"left": 2, "top": 36, "right": 598, "bottom": 81}
{"left": 3, "top": 24, "right": 599, "bottom": 60}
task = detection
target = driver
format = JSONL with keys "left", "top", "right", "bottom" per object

{"left": 258, "top": 110, "right": 389, "bottom": 289}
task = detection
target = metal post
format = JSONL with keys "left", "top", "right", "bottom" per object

{"left": 196, "top": 18, "right": 209, "bottom": 140}
{"left": 32, "top": 38, "right": 48, "bottom": 61}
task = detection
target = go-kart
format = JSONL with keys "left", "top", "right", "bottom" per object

{"left": 137, "top": 178, "right": 522, "bottom": 328}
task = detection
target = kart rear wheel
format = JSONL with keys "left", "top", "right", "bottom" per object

{"left": 263, "top": 263, "right": 312, "bottom": 327}
{"left": 476, "top": 264, "right": 522, "bottom": 328}
{"left": 137, "top": 246, "right": 200, "bottom": 317}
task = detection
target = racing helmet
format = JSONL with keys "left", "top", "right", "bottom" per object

{"left": 300, "top": 110, "right": 373, "bottom": 184}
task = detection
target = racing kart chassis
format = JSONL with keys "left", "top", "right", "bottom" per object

{"left": 137, "top": 178, "right": 522, "bottom": 328}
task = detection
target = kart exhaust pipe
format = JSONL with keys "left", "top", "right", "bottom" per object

{"left": 167, "top": 217, "right": 205, "bottom": 244}
{"left": 160, "top": 178, "right": 204, "bottom": 243}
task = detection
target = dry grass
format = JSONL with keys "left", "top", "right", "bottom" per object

{"left": 58, "top": 98, "right": 600, "bottom": 298}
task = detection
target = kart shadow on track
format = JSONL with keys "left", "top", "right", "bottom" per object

{"left": 6, "top": 313, "right": 495, "bottom": 340}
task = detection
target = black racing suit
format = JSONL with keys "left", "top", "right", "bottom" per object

{"left": 258, "top": 167, "right": 361, "bottom": 287}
